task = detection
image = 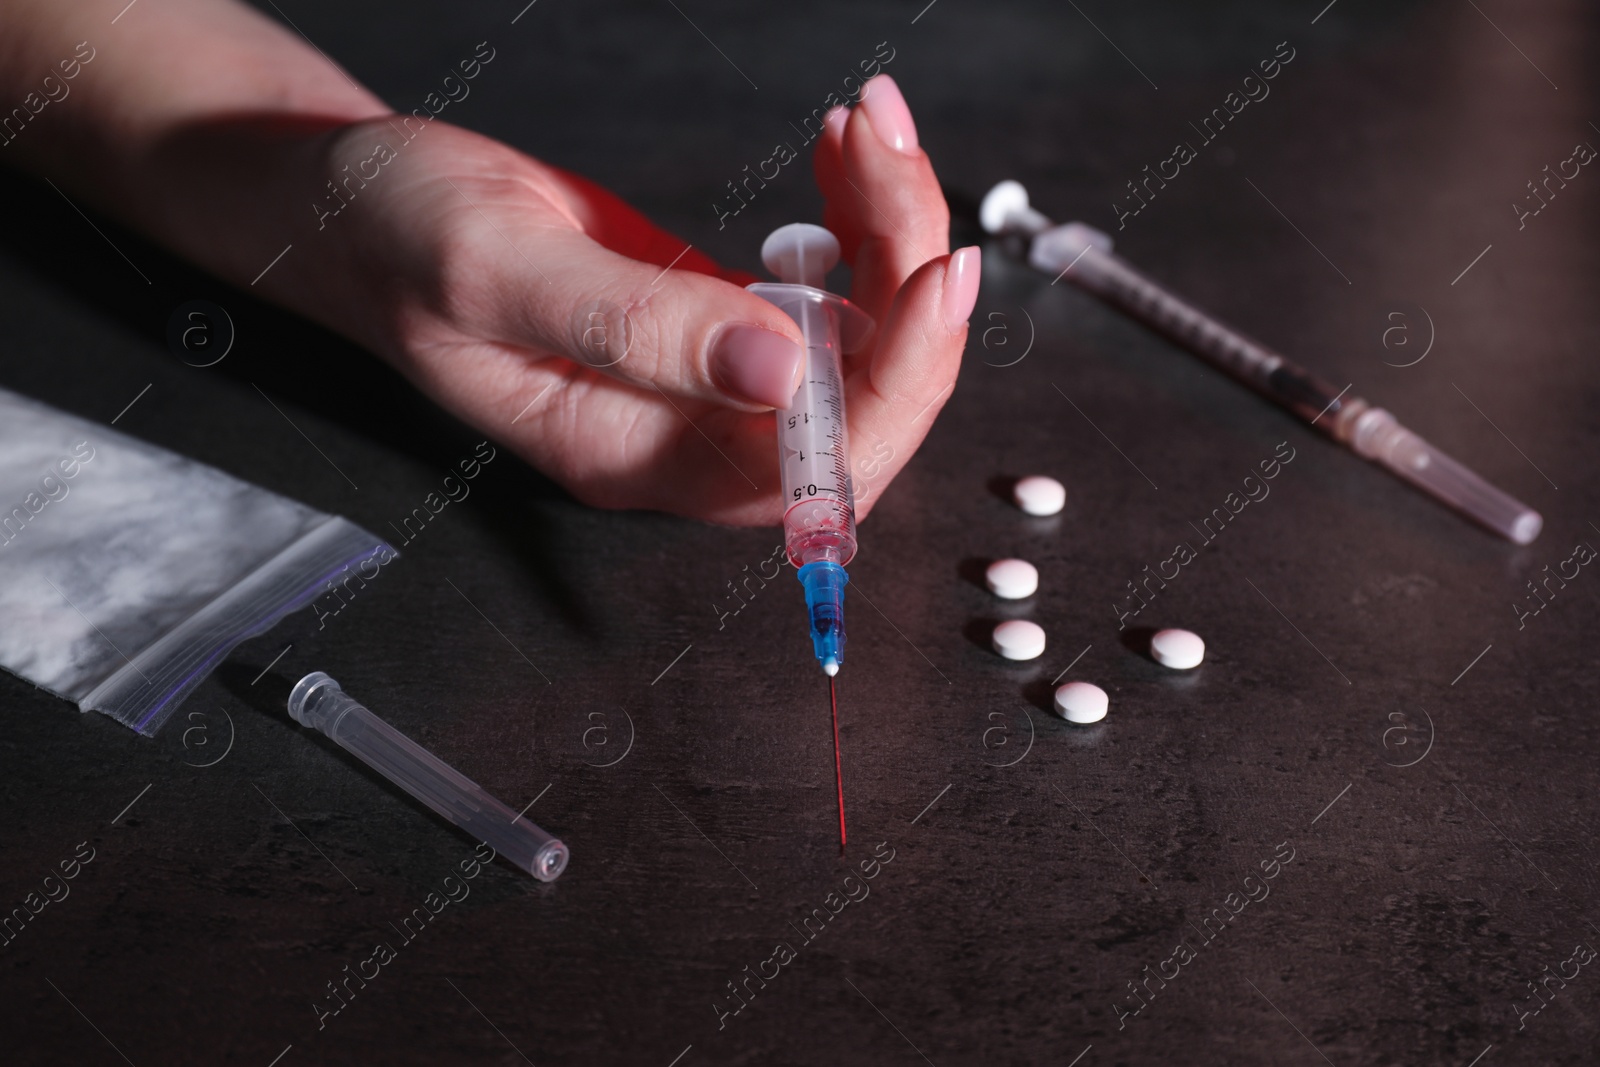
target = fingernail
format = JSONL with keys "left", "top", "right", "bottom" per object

{"left": 711, "top": 324, "right": 805, "bottom": 408}
{"left": 823, "top": 104, "right": 849, "bottom": 141}
{"left": 943, "top": 246, "right": 981, "bottom": 333}
{"left": 859, "top": 74, "right": 918, "bottom": 154}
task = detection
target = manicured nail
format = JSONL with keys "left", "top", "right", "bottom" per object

{"left": 859, "top": 74, "right": 918, "bottom": 154}
{"left": 710, "top": 324, "right": 805, "bottom": 408}
{"left": 943, "top": 246, "right": 981, "bottom": 333}
{"left": 823, "top": 105, "right": 849, "bottom": 141}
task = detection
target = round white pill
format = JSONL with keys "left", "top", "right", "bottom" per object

{"left": 1013, "top": 475, "right": 1066, "bottom": 516}
{"left": 1150, "top": 628, "right": 1205, "bottom": 669}
{"left": 985, "top": 558, "right": 1039, "bottom": 599}
{"left": 1054, "top": 681, "right": 1108, "bottom": 723}
{"left": 992, "top": 619, "right": 1046, "bottom": 660}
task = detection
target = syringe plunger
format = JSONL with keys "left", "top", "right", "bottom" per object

{"left": 762, "top": 223, "right": 840, "bottom": 288}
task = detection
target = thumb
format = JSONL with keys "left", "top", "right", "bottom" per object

{"left": 450, "top": 218, "right": 807, "bottom": 410}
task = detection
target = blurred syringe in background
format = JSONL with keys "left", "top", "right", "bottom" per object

{"left": 981, "top": 180, "right": 1542, "bottom": 545}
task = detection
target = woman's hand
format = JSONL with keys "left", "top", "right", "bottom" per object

{"left": 0, "top": 0, "right": 975, "bottom": 524}
{"left": 318, "top": 74, "right": 976, "bottom": 524}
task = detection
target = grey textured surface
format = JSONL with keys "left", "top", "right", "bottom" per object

{"left": 2, "top": 1, "right": 1597, "bottom": 1064}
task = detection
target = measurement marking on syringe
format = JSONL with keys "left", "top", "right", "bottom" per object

{"left": 783, "top": 488, "right": 849, "bottom": 509}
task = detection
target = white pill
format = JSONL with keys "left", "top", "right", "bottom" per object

{"left": 1054, "top": 681, "right": 1108, "bottom": 723}
{"left": 1013, "top": 475, "right": 1066, "bottom": 516}
{"left": 1150, "top": 628, "right": 1205, "bottom": 669}
{"left": 985, "top": 558, "right": 1039, "bottom": 599}
{"left": 992, "top": 619, "right": 1046, "bottom": 660}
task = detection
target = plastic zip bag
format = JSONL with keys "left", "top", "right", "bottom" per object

{"left": 0, "top": 386, "right": 395, "bottom": 736}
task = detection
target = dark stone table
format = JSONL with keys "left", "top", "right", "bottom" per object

{"left": 3, "top": 1, "right": 1596, "bottom": 1063}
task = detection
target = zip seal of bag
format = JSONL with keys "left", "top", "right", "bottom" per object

{"left": 90, "top": 517, "right": 395, "bottom": 733}
{"left": 0, "top": 386, "right": 397, "bottom": 736}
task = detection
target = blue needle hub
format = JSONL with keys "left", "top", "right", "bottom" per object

{"left": 797, "top": 560, "right": 848, "bottom": 675}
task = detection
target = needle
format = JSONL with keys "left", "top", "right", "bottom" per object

{"left": 829, "top": 674, "right": 846, "bottom": 852}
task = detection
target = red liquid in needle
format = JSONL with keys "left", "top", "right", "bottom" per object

{"left": 830, "top": 674, "right": 846, "bottom": 852}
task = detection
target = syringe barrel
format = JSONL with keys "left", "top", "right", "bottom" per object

{"left": 1032, "top": 223, "right": 1349, "bottom": 426}
{"left": 752, "top": 283, "right": 859, "bottom": 568}
{"left": 1027, "top": 216, "right": 1542, "bottom": 545}
{"left": 287, "top": 672, "right": 569, "bottom": 882}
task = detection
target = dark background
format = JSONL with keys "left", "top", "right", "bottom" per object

{"left": 2, "top": 0, "right": 1597, "bottom": 1064}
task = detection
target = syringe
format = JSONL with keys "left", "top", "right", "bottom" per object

{"left": 288, "top": 672, "right": 569, "bottom": 881}
{"left": 748, "top": 224, "right": 876, "bottom": 675}
{"left": 980, "top": 180, "right": 1543, "bottom": 545}
{"left": 748, "top": 223, "right": 874, "bottom": 852}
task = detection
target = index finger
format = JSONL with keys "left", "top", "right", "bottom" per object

{"left": 812, "top": 75, "right": 950, "bottom": 328}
